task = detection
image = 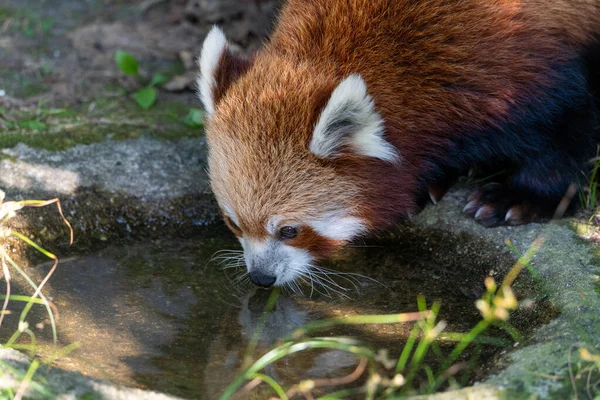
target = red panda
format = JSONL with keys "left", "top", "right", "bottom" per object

{"left": 198, "top": 0, "right": 600, "bottom": 288}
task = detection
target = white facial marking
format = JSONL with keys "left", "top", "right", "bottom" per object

{"left": 310, "top": 211, "right": 367, "bottom": 241}
{"left": 310, "top": 74, "right": 400, "bottom": 163}
{"left": 239, "top": 237, "right": 268, "bottom": 255}
{"left": 266, "top": 216, "right": 283, "bottom": 236}
{"left": 240, "top": 236, "right": 313, "bottom": 286}
{"left": 198, "top": 26, "right": 228, "bottom": 116}
{"left": 280, "top": 244, "right": 313, "bottom": 285}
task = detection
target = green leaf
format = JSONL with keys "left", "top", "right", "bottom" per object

{"left": 20, "top": 120, "right": 46, "bottom": 131}
{"left": 133, "top": 87, "right": 157, "bottom": 109}
{"left": 24, "top": 21, "right": 35, "bottom": 38}
{"left": 183, "top": 108, "right": 204, "bottom": 128}
{"left": 150, "top": 73, "right": 167, "bottom": 87}
{"left": 40, "top": 18, "right": 54, "bottom": 34}
{"left": 115, "top": 50, "right": 139, "bottom": 76}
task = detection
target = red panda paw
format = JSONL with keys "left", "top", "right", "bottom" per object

{"left": 463, "top": 184, "right": 540, "bottom": 227}
{"left": 504, "top": 203, "right": 540, "bottom": 226}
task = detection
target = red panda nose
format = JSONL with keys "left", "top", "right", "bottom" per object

{"left": 249, "top": 271, "right": 276, "bottom": 288}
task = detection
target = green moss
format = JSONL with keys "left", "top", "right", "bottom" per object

{"left": 0, "top": 6, "right": 13, "bottom": 22}
{"left": 0, "top": 69, "right": 50, "bottom": 98}
{"left": 155, "top": 100, "right": 190, "bottom": 123}
{"left": 0, "top": 107, "right": 100, "bottom": 150}
{"left": 0, "top": 152, "right": 17, "bottom": 162}
{"left": 151, "top": 100, "right": 205, "bottom": 140}
{"left": 0, "top": 130, "right": 101, "bottom": 151}
{"left": 89, "top": 96, "right": 205, "bottom": 140}
{"left": 21, "top": 81, "right": 49, "bottom": 98}
{"left": 0, "top": 97, "right": 203, "bottom": 151}
{"left": 77, "top": 393, "right": 100, "bottom": 400}
{"left": 4, "top": 8, "right": 54, "bottom": 38}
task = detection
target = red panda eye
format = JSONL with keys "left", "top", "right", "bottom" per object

{"left": 279, "top": 226, "right": 298, "bottom": 240}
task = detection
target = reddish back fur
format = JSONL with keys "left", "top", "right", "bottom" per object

{"left": 207, "top": 0, "right": 600, "bottom": 241}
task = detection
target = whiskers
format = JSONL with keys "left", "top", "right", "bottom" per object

{"left": 209, "top": 249, "right": 245, "bottom": 270}
{"left": 209, "top": 249, "right": 387, "bottom": 300}
{"left": 209, "top": 249, "right": 251, "bottom": 293}
{"left": 295, "top": 265, "right": 387, "bottom": 299}
{"left": 282, "top": 279, "right": 306, "bottom": 297}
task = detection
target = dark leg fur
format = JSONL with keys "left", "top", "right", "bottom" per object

{"left": 424, "top": 52, "right": 600, "bottom": 227}
{"left": 465, "top": 97, "right": 599, "bottom": 226}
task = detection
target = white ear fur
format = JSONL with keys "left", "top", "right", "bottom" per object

{"left": 309, "top": 74, "right": 399, "bottom": 163}
{"left": 198, "top": 26, "right": 228, "bottom": 116}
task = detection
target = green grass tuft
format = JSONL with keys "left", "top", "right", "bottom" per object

{"left": 220, "top": 249, "right": 533, "bottom": 399}
{"left": 0, "top": 191, "right": 77, "bottom": 398}
{"left": 579, "top": 146, "right": 600, "bottom": 213}
{"left": 0, "top": 99, "right": 203, "bottom": 152}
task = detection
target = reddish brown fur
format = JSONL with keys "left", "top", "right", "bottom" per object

{"left": 209, "top": 60, "right": 365, "bottom": 242}
{"left": 206, "top": 0, "right": 600, "bottom": 253}
{"left": 285, "top": 226, "right": 342, "bottom": 259}
{"left": 522, "top": 0, "right": 600, "bottom": 46}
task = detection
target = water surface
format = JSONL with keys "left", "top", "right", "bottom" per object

{"left": 4, "top": 224, "right": 557, "bottom": 399}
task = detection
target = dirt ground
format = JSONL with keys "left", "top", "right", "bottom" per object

{"left": 0, "top": 0, "right": 284, "bottom": 252}
{"left": 0, "top": 0, "right": 282, "bottom": 150}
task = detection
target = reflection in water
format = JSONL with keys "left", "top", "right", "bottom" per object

{"left": 2, "top": 225, "right": 557, "bottom": 399}
{"left": 239, "top": 289, "right": 309, "bottom": 345}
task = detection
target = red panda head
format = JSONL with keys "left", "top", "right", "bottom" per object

{"left": 198, "top": 27, "right": 403, "bottom": 288}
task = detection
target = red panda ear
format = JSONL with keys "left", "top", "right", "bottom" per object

{"left": 309, "top": 74, "right": 399, "bottom": 163}
{"left": 197, "top": 27, "right": 253, "bottom": 116}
